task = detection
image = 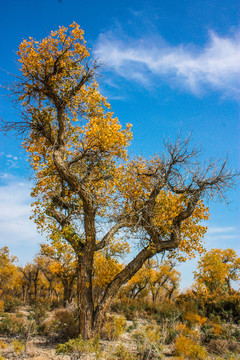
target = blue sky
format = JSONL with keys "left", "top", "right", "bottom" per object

{"left": 0, "top": 0, "right": 239, "bottom": 288}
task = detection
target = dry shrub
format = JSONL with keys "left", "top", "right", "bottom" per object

{"left": 101, "top": 315, "right": 127, "bottom": 340}
{"left": 175, "top": 335, "right": 208, "bottom": 360}
{"left": 2, "top": 295, "right": 22, "bottom": 312}
{"left": 12, "top": 340, "right": 25, "bottom": 355}
{"left": 184, "top": 312, "right": 207, "bottom": 327}
{"left": 43, "top": 308, "right": 78, "bottom": 340}
{"left": 0, "top": 341, "right": 7, "bottom": 350}
{"left": 0, "top": 313, "right": 34, "bottom": 336}
{"left": 228, "top": 340, "right": 240, "bottom": 353}
{"left": 0, "top": 300, "right": 4, "bottom": 315}
{"left": 132, "top": 322, "right": 163, "bottom": 359}
{"left": 208, "top": 338, "right": 240, "bottom": 356}
{"left": 105, "top": 343, "right": 136, "bottom": 360}
{"left": 208, "top": 339, "right": 228, "bottom": 355}
{"left": 56, "top": 334, "right": 102, "bottom": 359}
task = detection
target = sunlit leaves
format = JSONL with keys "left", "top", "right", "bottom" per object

{"left": 194, "top": 248, "right": 240, "bottom": 294}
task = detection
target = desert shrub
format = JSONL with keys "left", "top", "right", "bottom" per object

{"left": 56, "top": 335, "right": 102, "bottom": 359}
{"left": 177, "top": 292, "right": 240, "bottom": 324}
{"left": 227, "top": 355, "right": 240, "bottom": 360}
{"left": 12, "top": 340, "right": 25, "bottom": 355}
{"left": 175, "top": 335, "right": 208, "bottom": 360}
{"left": 205, "top": 294, "right": 240, "bottom": 323}
{"left": 0, "top": 300, "right": 4, "bottom": 315}
{"left": 208, "top": 339, "right": 229, "bottom": 356}
{"left": 43, "top": 308, "right": 78, "bottom": 340}
{"left": 175, "top": 323, "right": 200, "bottom": 342}
{"left": 201, "top": 321, "right": 224, "bottom": 343}
{"left": 183, "top": 312, "right": 207, "bottom": 328}
{"left": 0, "top": 341, "right": 7, "bottom": 351}
{"left": 208, "top": 339, "right": 240, "bottom": 357}
{"left": 105, "top": 344, "right": 136, "bottom": 360}
{"left": 0, "top": 313, "right": 30, "bottom": 336}
{"left": 153, "top": 301, "right": 181, "bottom": 323}
{"left": 111, "top": 298, "right": 139, "bottom": 320}
{"left": 132, "top": 322, "right": 163, "bottom": 359}
{"left": 164, "top": 325, "right": 178, "bottom": 344}
{"left": 228, "top": 340, "right": 240, "bottom": 353}
{"left": 3, "top": 295, "right": 22, "bottom": 312}
{"left": 30, "top": 298, "right": 50, "bottom": 325}
{"left": 231, "top": 326, "right": 240, "bottom": 342}
{"left": 103, "top": 315, "right": 127, "bottom": 340}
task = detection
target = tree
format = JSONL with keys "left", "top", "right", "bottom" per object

{"left": 2, "top": 23, "right": 238, "bottom": 338}
{"left": 39, "top": 243, "right": 77, "bottom": 306}
{"left": 0, "top": 247, "right": 21, "bottom": 305}
{"left": 124, "top": 259, "right": 180, "bottom": 302}
{"left": 19, "top": 262, "right": 40, "bottom": 304}
{"left": 194, "top": 248, "right": 240, "bottom": 294}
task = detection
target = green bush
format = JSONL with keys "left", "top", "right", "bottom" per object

{"left": 105, "top": 344, "right": 136, "bottom": 360}
{"left": 30, "top": 298, "right": 50, "bottom": 324}
{"left": 56, "top": 335, "right": 102, "bottom": 359}
{"left": 3, "top": 295, "right": 22, "bottom": 312}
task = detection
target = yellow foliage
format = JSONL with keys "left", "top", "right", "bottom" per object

{"left": 184, "top": 312, "right": 207, "bottom": 327}
{"left": 175, "top": 335, "right": 208, "bottom": 359}
{"left": 194, "top": 248, "right": 240, "bottom": 294}
{"left": 0, "top": 341, "right": 7, "bottom": 350}
{"left": 12, "top": 340, "right": 25, "bottom": 355}
{"left": 93, "top": 253, "right": 123, "bottom": 290}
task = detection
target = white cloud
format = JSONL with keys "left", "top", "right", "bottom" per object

{"left": 0, "top": 178, "right": 43, "bottom": 262}
{"left": 95, "top": 30, "right": 240, "bottom": 95}
{"left": 204, "top": 225, "right": 239, "bottom": 249}
{"left": 207, "top": 226, "right": 236, "bottom": 234}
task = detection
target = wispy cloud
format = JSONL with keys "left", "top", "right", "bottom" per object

{"left": 207, "top": 226, "right": 236, "bottom": 235}
{"left": 0, "top": 177, "right": 43, "bottom": 263}
{"left": 95, "top": 30, "right": 240, "bottom": 95}
{"left": 205, "top": 225, "right": 239, "bottom": 249}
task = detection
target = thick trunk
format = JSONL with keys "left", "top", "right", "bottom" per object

{"left": 63, "top": 280, "right": 71, "bottom": 307}
{"left": 77, "top": 253, "right": 95, "bottom": 340}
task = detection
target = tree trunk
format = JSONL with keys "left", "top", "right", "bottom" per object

{"left": 77, "top": 255, "right": 95, "bottom": 339}
{"left": 63, "top": 280, "right": 71, "bottom": 307}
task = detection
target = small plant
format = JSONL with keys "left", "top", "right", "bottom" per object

{"left": 0, "top": 300, "right": 4, "bottom": 315}
{"left": 3, "top": 295, "right": 22, "bottom": 312}
{"left": 105, "top": 343, "right": 136, "bottom": 360}
{"left": 43, "top": 308, "right": 78, "bottom": 340}
{"left": 184, "top": 311, "right": 207, "bottom": 327}
{"left": 175, "top": 335, "right": 208, "bottom": 360}
{"left": 132, "top": 322, "right": 163, "bottom": 359}
{"left": 0, "top": 341, "right": 7, "bottom": 350}
{"left": 12, "top": 340, "right": 25, "bottom": 355}
{"left": 30, "top": 298, "right": 50, "bottom": 324}
{"left": 56, "top": 335, "right": 102, "bottom": 359}
{"left": 104, "top": 315, "right": 127, "bottom": 340}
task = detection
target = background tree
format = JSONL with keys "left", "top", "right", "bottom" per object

{"left": 35, "top": 253, "right": 62, "bottom": 304}
{"left": 39, "top": 243, "right": 77, "bottom": 306}
{"left": 2, "top": 23, "right": 238, "bottom": 339}
{"left": 124, "top": 259, "right": 180, "bottom": 302}
{"left": 0, "top": 247, "right": 21, "bottom": 310}
{"left": 19, "top": 263, "right": 40, "bottom": 304}
{"left": 194, "top": 248, "right": 240, "bottom": 295}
